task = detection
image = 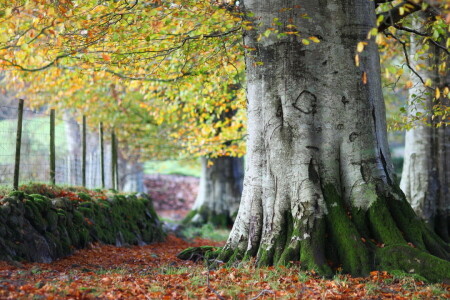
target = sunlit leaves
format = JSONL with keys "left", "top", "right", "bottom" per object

{"left": 0, "top": 0, "right": 247, "bottom": 160}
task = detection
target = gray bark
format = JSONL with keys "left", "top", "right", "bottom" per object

{"left": 227, "top": 0, "right": 394, "bottom": 255}
{"left": 400, "top": 16, "right": 450, "bottom": 242}
{"left": 189, "top": 156, "right": 244, "bottom": 226}
{"left": 215, "top": 0, "right": 450, "bottom": 278}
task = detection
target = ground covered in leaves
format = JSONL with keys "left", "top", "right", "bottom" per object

{"left": 0, "top": 235, "right": 449, "bottom": 299}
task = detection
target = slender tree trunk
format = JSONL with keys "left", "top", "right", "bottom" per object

{"left": 185, "top": 0, "right": 450, "bottom": 281}
{"left": 185, "top": 156, "right": 244, "bottom": 227}
{"left": 400, "top": 17, "right": 450, "bottom": 242}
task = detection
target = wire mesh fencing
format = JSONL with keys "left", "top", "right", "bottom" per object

{"left": 0, "top": 100, "right": 120, "bottom": 190}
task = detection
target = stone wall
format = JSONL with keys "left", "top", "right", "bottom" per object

{"left": 0, "top": 191, "right": 164, "bottom": 263}
{"left": 144, "top": 174, "right": 199, "bottom": 220}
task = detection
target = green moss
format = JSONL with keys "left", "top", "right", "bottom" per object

{"left": 24, "top": 200, "right": 47, "bottom": 233}
{"left": 376, "top": 245, "right": 450, "bottom": 283}
{"left": 367, "top": 196, "right": 406, "bottom": 246}
{"left": 256, "top": 246, "right": 274, "bottom": 267}
{"left": 7, "top": 191, "right": 25, "bottom": 199}
{"left": 78, "top": 207, "right": 94, "bottom": 218}
{"left": 323, "top": 184, "right": 370, "bottom": 276}
{"left": 73, "top": 211, "right": 84, "bottom": 225}
{"left": 299, "top": 218, "right": 332, "bottom": 275}
{"left": 77, "top": 192, "right": 91, "bottom": 201}
{"left": 0, "top": 188, "right": 165, "bottom": 262}
{"left": 28, "top": 194, "right": 52, "bottom": 211}
{"left": 275, "top": 211, "right": 295, "bottom": 265}
{"left": 46, "top": 210, "right": 59, "bottom": 232}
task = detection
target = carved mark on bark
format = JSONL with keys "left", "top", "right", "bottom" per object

{"left": 349, "top": 132, "right": 359, "bottom": 142}
{"left": 341, "top": 96, "right": 349, "bottom": 105}
{"left": 379, "top": 149, "right": 392, "bottom": 185}
{"left": 336, "top": 124, "right": 344, "bottom": 130}
{"left": 276, "top": 104, "right": 283, "bottom": 119}
{"left": 360, "top": 162, "right": 372, "bottom": 183}
{"left": 292, "top": 90, "right": 317, "bottom": 115}
{"left": 308, "top": 158, "right": 320, "bottom": 184}
{"left": 372, "top": 107, "right": 377, "bottom": 135}
{"left": 306, "top": 146, "right": 319, "bottom": 151}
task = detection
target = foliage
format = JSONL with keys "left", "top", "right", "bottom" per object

{"left": 144, "top": 159, "right": 201, "bottom": 177}
{"left": 0, "top": 0, "right": 247, "bottom": 160}
{"left": 0, "top": 234, "right": 448, "bottom": 299}
{"left": 375, "top": 2, "right": 450, "bottom": 131}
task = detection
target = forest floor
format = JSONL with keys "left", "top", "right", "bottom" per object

{"left": 0, "top": 234, "right": 449, "bottom": 300}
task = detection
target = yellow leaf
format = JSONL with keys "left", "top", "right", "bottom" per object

{"left": 435, "top": 88, "right": 441, "bottom": 99}
{"left": 355, "top": 54, "right": 360, "bottom": 67}
{"left": 405, "top": 81, "right": 413, "bottom": 89}
{"left": 308, "top": 36, "right": 320, "bottom": 43}
{"left": 301, "top": 39, "right": 310, "bottom": 45}
{"left": 357, "top": 42, "right": 366, "bottom": 53}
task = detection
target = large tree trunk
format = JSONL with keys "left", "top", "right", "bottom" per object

{"left": 400, "top": 18, "right": 450, "bottom": 242}
{"left": 210, "top": 0, "right": 450, "bottom": 281}
{"left": 185, "top": 156, "right": 244, "bottom": 227}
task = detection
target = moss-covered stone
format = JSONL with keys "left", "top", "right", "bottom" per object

{"left": 177, "top": 246, "right": 218, "bottom": 262}
{"left": 0, "top": 190, "right": 164, "bottom": 263}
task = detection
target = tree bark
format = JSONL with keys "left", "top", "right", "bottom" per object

{"left": 202, "top": 0, "right": 450, "bottom": 281}
{"left": 400, "top": 16, "right": 450, "bottom": 242}
{"left": 185, "top": 156, "right": 244, "bottom": 227}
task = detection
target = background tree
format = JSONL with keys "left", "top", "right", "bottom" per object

{"left": 400, "top": 14, "right": 449, "bottom": 242}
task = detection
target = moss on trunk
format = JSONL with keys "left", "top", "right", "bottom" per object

{"left": 179, "top": 183, "right": 450, "bottom": 282}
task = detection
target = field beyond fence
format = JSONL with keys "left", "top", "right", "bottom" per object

{"left": 0, "top": 100, "right": 121, "bottom": 190}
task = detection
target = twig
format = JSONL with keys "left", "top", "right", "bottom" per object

{"left": 204, "top": 257, "right": 225, "bottom": 300}
{"left": 394, "top": 25, "right": 450, "bottom": 55}
{"left": 248, "top": 289, "right": 275, "bottom": 300}
{"left": 384, "top": 32, "right": 427, "bottom": 86}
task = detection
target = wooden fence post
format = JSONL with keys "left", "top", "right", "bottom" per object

{"left": 111, "top": 129, "right": 116, "bottom": 190}
{"left": 82, "top": 115, "right": 86, "bottom": 187}
{"left": 99, "top": 122, "right": 105, "bottom": 188}
{"left": 50, "top": 109, "right": 56, "bottom": 185}
{"left": 13, "top": 99, "right": 24, "bottom": 190}
{"left": 115, "top": 134, "right": 119, "bottom": 190}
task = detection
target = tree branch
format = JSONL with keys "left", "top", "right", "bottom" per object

{"left": 378, "top": 1, "right": 422, "bottom": 32}
{"left": 385, "top": 32, "right": 427, "bottom": 86}
{"left": 394, "top": 25, "right": 450, "bottom": 55}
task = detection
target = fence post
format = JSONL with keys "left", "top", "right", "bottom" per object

{"left": 111, "top": 129, "right": 116, "bottom": 190}
{"left": 13, "top": 99, "right": 24, "bottom": 190}
{"left": 115, "top": 134, "right": 119, "bottom": 190}
{"left": 50, "top": 109, "right": 56, "bottom": 185}
{"left": 82, "top": 115, "right": 86, "bottom": 187}
{"left": 99, "top": 122, "right": 105, "bottom": 188}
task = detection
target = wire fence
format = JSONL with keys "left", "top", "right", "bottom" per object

{"left": 0, "top": 100, "right": 121, "bottom": 190}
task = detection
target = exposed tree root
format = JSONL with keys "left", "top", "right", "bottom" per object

{"left": 178, "top": 184, "right": 450, "bottom": 282}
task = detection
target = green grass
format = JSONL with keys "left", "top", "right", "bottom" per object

{"left": 0, "top": 117, "right": 68, "bottom": 159}
{"left": 143, "top": 159, "right": 201, "bottom": 177}
{"left": 181, "top": 223, "right": 230, "bottom": 242}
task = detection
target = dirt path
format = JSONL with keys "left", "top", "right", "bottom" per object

{"left": 0, "top": 235, "right": 448, "bottom": 299}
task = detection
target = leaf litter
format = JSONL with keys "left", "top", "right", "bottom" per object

{"left": 0, "top": 235, "right": 448, "bottom": 299}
